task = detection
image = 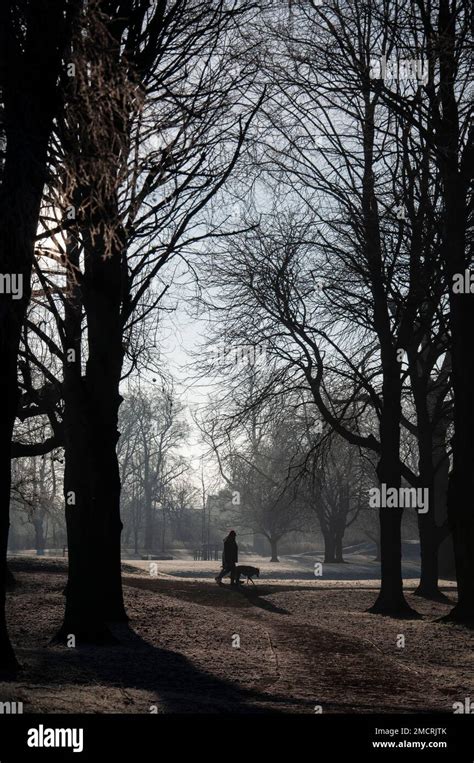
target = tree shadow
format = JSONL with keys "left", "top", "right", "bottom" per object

{"left": 8, "top": 558, "right": 67, "bottom": 576}
{"left": 235, "top": 585, "right": 291, "bottom": 615}
{"left": 124, "top": 576, "right": 295, "bottom": 613}
{"left": 29, "top": 623, "right": 282, "bottom": 714}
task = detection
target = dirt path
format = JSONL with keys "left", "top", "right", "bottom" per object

{"left": 0, "top": 559, "right": 471, "bottom": 713}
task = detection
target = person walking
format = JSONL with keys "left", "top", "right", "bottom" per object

{"left": 215, "top": 530, "right": 238, "bottom": 586}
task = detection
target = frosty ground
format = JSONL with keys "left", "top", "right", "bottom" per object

{"left": 0, "top": 551, "right": 471, "bottom": 714}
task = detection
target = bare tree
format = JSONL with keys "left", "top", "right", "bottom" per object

{"left": 199, "top": 378, "right": 311, "bottom": 562}
{"left": 365, "top": 0, "right": 473, "bottom": 622}
{"left": 307, "top": 436, "right": 365, "bottom": 563}
{"left": 0, "top": 0, "right": 78, "bottom": 674}
{"left": 24, "top": 0, "right": 263, "bottom": 641}
{"left": 119, "top": 384, "right": 189, "bottom": 555}
{"left": 195, "top": 0, "right": 459, "bottom": 616}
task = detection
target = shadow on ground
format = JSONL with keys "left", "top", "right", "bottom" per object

{"left": 123, "top": 575, "right": 457, "bottom": 615}
{"left": 25, "top": 624, "right": 284, "bottom": 714}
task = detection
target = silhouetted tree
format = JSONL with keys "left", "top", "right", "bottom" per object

{"left": 0, "top": 0, "right": 78, "bottom": 674}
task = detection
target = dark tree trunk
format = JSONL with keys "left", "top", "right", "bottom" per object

{"left": 414, "top": 511, "right": 442, "bottom": 600}
{"left": 409, "top": 415, "right": 444, "bottom": 600}
{"left": 323, "top": 532, "right": 335, "bottom": 563}
{"left": 0, "top": 0, "right": 74, "bottom": 673}
{"left": 55, "top": 237, "right": 115, "bottom": 643}
{"left": 56, "top": 3, "right": 145, "bottom": 629}
{"left": 81, "top": 226, "right": 127, "bottom": 622}
{"left": 56, "top": 354, "right": 114, "bottom": 643}
{"left": 433, "top": 426, "right": 454, "bottom": 579}
{"left": 413, "top": 434, "right": 442, "bottom": 600}
{"left": 57, "top": 431, "right": 114, "bottom": 643}
{"left": 442, "top": 185, "right": 474, "bottom": 621}
{"left": 369, "top": 389, "right": 416, "bottom": 617}
{"left": 34, "top": 517, "right": 45, "bottom": 556}
{"left": 369, "top": 2, "right": 472, "bottom": 622}
{"left": 0, "top": 477, "right": 17, "bottom": 674}
{"left": 360, "top": 94, "right": 416, "bottom": 618}
{"left": 366, "top": 353, "right": 415, "bottom": 616}
{"left": 438, "top": 533, "right": 455, "bottom": 579}
{"left": 56, "top": 177, "right": 128, "bottom": 631}
{"left": 369, "top": 507, "right": 410, "bottom": 615}
{"left": 269, "top": 537, "right": 280, "bottom": 562}
{"left": 5, "top": 566, "right": 16, "bottom": 591}
{"left": 435, "top": 1, "right": 473, "bottom": 623}
{"left": 334, "top": 534, "right": 344, "bottom": 563}
{"left": 0, "top": 308, "right": 22, "bottom": 672}
{"left": 408, "top": 340, "right": 450, "bottom": 601}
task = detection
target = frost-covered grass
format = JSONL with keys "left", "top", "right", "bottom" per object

{"left": 0, "top": 557, "right": 468, "bottom": 714}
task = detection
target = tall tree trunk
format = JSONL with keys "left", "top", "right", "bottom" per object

{"left": 436, "top": 0, "right": 473, "bottom": 623}
{"left": 360, "top": 93, "right": 416, "bottom": 617}
{"left": 446, "top": 296, "right": 474, "bottom": 622}
{"left": 370, "top": 1, "right": 471, "bottom": 621}
{"left": 0, "top": 397, "right": 18, "bottom": 673}
{"left": 432, "top": 422, "right": 453, "bottom": 580}
{"left": 410, "top": 380, "right": 444, "bottom": 600}
{"left": 442, "top": 195, "right": 473, "bottom": 620}
{"left": 0, "top": 0, "right": 74, "bottom": 673}
{"left": 415, "top": 511, "right": 441, "bottom": 599}
{"left": 0, "top": 274, "right": 24, "bottom": 673}
{"left": 369, "top": 389, "right": 415, "bottom": 616}
{"left": 414, "top": 432, "right": 441, "bottom": 600}
{"left": 55, "top": 237, "right": 114, "bottom": 642}
{"left": 82, "top": 228, "right": 127, "bottom": 622}
{"left": 57, "top": 388, "right": 114, "bottom": 643}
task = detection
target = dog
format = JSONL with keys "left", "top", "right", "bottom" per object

{"left": 234, "top": 565, "right": 260, "bottom": 585}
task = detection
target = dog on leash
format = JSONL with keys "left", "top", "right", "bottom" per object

{"left": 234, "top": 565, "right": 260, "bottom": 585}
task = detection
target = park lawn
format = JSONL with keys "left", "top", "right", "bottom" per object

{"left": 0, "top": 557, "right": 471, "bottom": 714}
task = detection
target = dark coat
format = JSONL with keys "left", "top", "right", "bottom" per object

{"left": 222, "top": 535, "right": 238, "bottom": 566}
